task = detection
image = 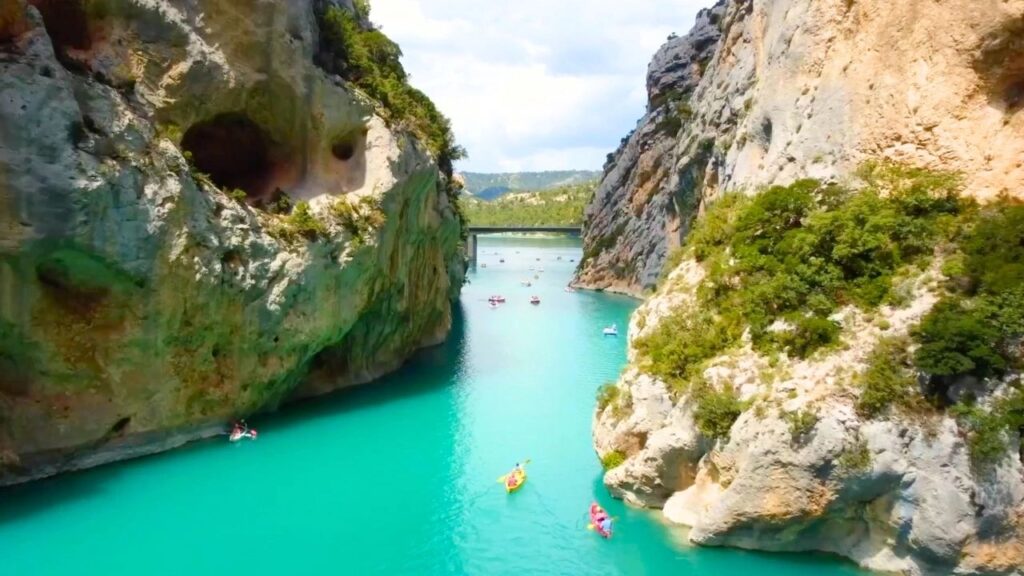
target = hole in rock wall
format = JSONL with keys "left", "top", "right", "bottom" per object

{"left": 29, "top": 0, "right": 91, "bottom": 57}
{"left": 975, "top": 17, "right": 1024, "bottom": 113}
{"left": 181, "top": 113, "right": 282, "bottom": 199}
{"left": 332, "top": 139, "right": 356, "bottom": 161}
{"left": 322, "top": 126, "right": 368, "bottom": 196}
{"left": 110, "top": 416, "right": 130, "bottom": 435}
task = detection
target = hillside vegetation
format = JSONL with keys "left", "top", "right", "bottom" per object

{"left": 638, "top": 163, "right": 1024, "bottom": 464}
{"left": 462, "top": 182, "right": 596, "bottom": 227}
{"left": 460, "top": 171, "right": 600, "bottom": 200}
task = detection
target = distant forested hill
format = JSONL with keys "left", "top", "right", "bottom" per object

{"left": 460, "top": 171, "right": 601, "bottom": 200}
{"left": 462, "top": 181, "right": 596, "bottom": 227}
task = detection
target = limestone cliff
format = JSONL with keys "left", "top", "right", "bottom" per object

{"left": 0, "top": 0, "right": 465, "bottom": 484}
{"left": 575, "top": 0, "right": 1024, "bottom": 296}
{"left": 587, "top": 1, "right": 1024, "bottom": 574}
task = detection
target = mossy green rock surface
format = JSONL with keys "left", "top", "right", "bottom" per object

{"left": 0, "top": 0, "right": 464, "bottom": 483}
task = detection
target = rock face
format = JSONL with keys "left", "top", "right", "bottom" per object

{"left": 598, "top": 271, "right": 1024, "bottom": 575}
{"left": 0, "top": 0, "right": 464, "bottom": 484}
{"left": 587, "top": 1, "right": 1024, "bottom": 573}
{"left": 575, "top": 0, "right": 1024, "bottom": 296}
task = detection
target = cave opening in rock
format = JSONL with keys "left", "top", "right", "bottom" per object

{"left": 181, "top": 113, "right": 277, "bottom": 198}
{"left": 29, "top": 0, "right": 91, "bottom": 57}
{"left": 110, "top": 416, "right": 131, "bottom": 435}
{"left": 974, "top": 17, "right": 1024, "bottom": 113}
{"left": 332, "top": 140, "right": 356, "bottom": 161}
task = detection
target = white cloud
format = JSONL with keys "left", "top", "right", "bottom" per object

{"left": 371, "top": 0, "right": 709, "bottom": 172}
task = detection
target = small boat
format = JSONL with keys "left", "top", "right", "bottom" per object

{"left": 569, "top": 259, "right": 575, "bottom": 263}
{"left": 588, "top": 503, "right": 613, "bottom": 538}
{"left": 564, "top": 286, "right": 576, "bottom": 293}
{"left": 229, "top": 423, "right": 258, "bottom": 442}
{"left": 534, "top": 274, "right": 540, "bottom": 280}
{"left": 488, "top": 295, "right": 506, "bottom": 303}
{"left": 530, "top": 296, "right": 541, "bottom": 305}
{"left": 536, "top": 258, "right": 541, "bottom": 262}
{"left": 499, "top": 259, "right": 505, "bottom": 263}
{"left": 481, "top": 263, "right": 487, "bottom": 268}
{"left": 557, "top": 256, "right": 563, "bottom": 261}
{"left": 603, "top": 324, "right": 619, "bottom": 336}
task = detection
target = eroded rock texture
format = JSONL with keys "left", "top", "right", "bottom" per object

{"left": 576, "top": 0, "right": 1024, "bottom": 296}
{"left": 0, "top": 0, "right": 464, "bottom": 484}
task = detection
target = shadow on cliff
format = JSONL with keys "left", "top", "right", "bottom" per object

{"left": 266, "top": 301, "right": 469, "bottom": 430}
{"left": 0, "top": 304, "right": 468, "bottom": 525}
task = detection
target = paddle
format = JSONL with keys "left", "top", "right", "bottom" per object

{"left": 496, "top": 459, "right": 531, "bottom": 482}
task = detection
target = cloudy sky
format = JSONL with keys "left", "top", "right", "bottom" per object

{"left": 372, "top": 0, "right": 707, "bottom": 173}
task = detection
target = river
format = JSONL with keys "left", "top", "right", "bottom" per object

{"left": 0, "top": 236, "right": 866, "bottom": 575}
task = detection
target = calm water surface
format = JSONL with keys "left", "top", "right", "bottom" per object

{"left": 0, "top": 236, "right": 866, "bottom": 575}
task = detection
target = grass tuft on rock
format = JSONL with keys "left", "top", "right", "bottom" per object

{"left": 600, "top": 450, "right": 626, "bottom": 470}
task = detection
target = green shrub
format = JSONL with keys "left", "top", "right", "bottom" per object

{"left": 783, "top": 408, "right": 819, "bottom": 439}
{"left": 596, "top": 383, "right": 620, "bottom": 411}
{"left": 949, "top": 386, "right": 1024, "bottom": 466}
{"left": 281, "top": 201, "right": 327, "bottom": 241}
{"left": 837, "top": 438, "right": 872, "bottom": 474}
{"left": 634, "top": 309, "right": 741, "bottom": 392}
{"left": 268, "top": 189, "right": 293, "bottom": 215}
{"left": 913, "top": 299, "right": 1005, "bottom": 379}
{"left": 687, "top": 193, "right": 748, "bottom": 261}
{"left": 857, "top": 337, "right": 918, "bottom": 417}
{"left": 227, "top": 188, "right": 248, "bottom": 202}
{"left": 601, "top": 451, "right": 626, "bottom": 470}
{"left": 915, "top": 203, "right": 1024, "bottom": 382}
{"left": 320, "top": 7, "right": 464, "bottom": 170}
{"left": 637, "top": 169, "right": 967, "bottom": 390}
{"left": 330, "top": 196, "right": 386, "bottom": 243}
{"left": 951, "top": 402, "right": 1011, "bottom": 466}
{"left": 768, "top": 315, "right": 840, "bottom": 359}
{"left": 693, "top": 382, "right": 745, "bottom": 439}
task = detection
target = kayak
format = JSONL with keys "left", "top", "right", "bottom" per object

{"left": 504, "top": 469, "right": 526, "bottom": 493}
{"left": 229, "top": 427, "right": 258, "bottom": 442}
{"left": 589, "top": 506, "right": 612, "bottom": 538}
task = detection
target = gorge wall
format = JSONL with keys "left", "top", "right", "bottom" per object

{"left": 584, "top": 1, "right": 1024, "bottom": 575}
{"left": 575, "top": 0, "right": 1024, "bottom": 296}
{"left": 0, "top": 0, "right": 465, "bottom": 484}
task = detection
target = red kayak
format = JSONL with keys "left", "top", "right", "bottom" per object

{"left": 589, "top": 503, "right": 612, "bottom": 538}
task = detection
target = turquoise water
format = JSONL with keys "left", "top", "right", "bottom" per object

{"left": 0, "top": 236, "right": 866, "bottom": 575}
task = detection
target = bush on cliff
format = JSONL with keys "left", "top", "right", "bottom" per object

{"left": 638, "top": 165, "right": 967, "bottom": 390}
{"left": 596, "top": 382, "right": 620, "bottom": 411}
{"left": 951, "top": 385, "right": 1024, "bottom": 466}
{"left": 321, "top": 5, "right": 465, "bottom": 170}
{"left": 913, "top": 202, "right": 1024, "bottom": 385}
{"left": 693, "top": 381, "right": 745, "bottom": 440}
{"left": 601, "top": 451, "right": 626, "bottom": 470}
{"left": 857, "top": 336, "right": 920, "bottom": 417}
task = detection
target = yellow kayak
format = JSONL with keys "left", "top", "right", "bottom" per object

{"left": 504, "top": 469, "right": 526, "bottom": 493}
